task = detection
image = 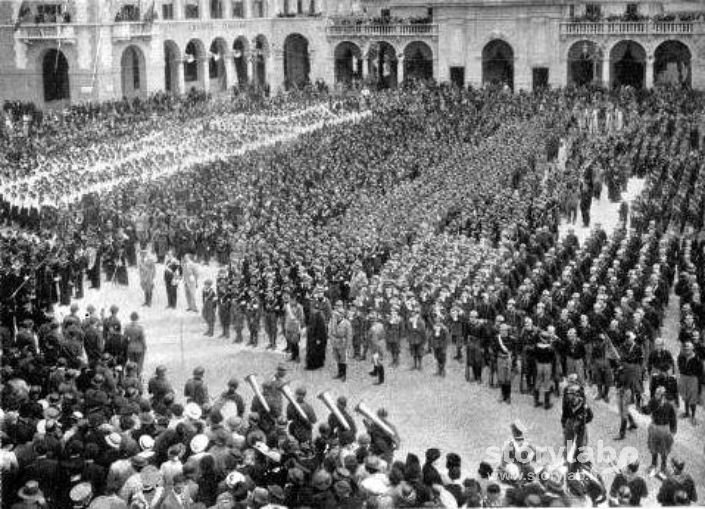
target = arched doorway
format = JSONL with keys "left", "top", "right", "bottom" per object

{"left": 567, "top": 40, "right": 603, "bottom": 87}
{"left": 184, "top": 39, "right": 206, "bottom": 91}
{"left": 283, "top": 33, "right": 310, "bottom": 90}
{"left": 334, "top": 41, "right": 362, "bottom": 86}
{"left": 403, "top": 41, "right": 433, "bottom": 82}
{"left": 610, "top": 40, "right": 645, "bottom": 89}
{"left": 233, "top": 37, "right": 249, "bottom": 86}
{"left": 42, "top": 49, "right": 70, "bottom": 102}
{"left": 209, "top": 38, "right": 228, "bottom": 93}
{"left": 254, "top": 35, "right": 268, "bottom": 89}
{"left": 482, "top": 39, "right": 514, "bottom": 89}
{"left": 164, "top": 40, "right": 181, "bottom": 94}
{"left": 121, "top": 45, "right": 147, "bottom": 98}
{"left": 654, "top": 40, "right": 691, "bottom": 88}
{"left": 369, "top": 41, "right": 397, "bottom": 89}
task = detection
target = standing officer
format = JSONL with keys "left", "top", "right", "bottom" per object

{"left": 163, "top": 253, "right": 181, "bottom": 309}
{"left": 184, "top": 366, "right": 209, "bottom": 407}
{"left": 124, "top": 311, "right": 146, "bottom": 375}
{"left": 138, "top": 249, "right": 156, "bottom": 307}
{"left": 329, "top": 300, "right": 352, "bottom": 382}
{"left": 216, "top": 270, "right": 231, "bottom": 339}
{"left": 201, "top": 279, "right": 216, "bottom": 337}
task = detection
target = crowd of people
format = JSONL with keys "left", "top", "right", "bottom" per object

{"left": 1, "top": 83, "right": 705, "bottom": 508}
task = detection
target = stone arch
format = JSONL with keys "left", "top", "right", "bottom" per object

{"left": 164, "top": 40, "right": 181, "bottom": 94}
{"left": 403, "top": 40, "right": 433, "bottom": 82}
{"left": 209, "top": 37, "right": 228, "bottom": 92}
{"left": 42, "top": 48, "right": 70, "bottom": 102}
{"left": 654, "top": 40, "right": 692, "bottom": 87}
{"left": 368, "top": 41, "right": 398, "bottom": 89}
{"left": 184, "top": 38, "right": 207, "bottom": 90}
{"left": 566, "top": 40, "right": 603, "bottom": 87}
{"left": 233, "top": 36, "right": 250, "bottom": 86}
{"left": 610, "top": 40, "right": 646, "bottom": 89}
{"left": 482, "top": 39, "right": 514, "bottom": 89}
{"left": 120, "top": 45, "right": 147, "bottom": 98}
{"left": 334, "top": 41, "right": 362, "bottom": 86}
{"left": 283, "top": 33, "right": 310, "bottom": 90}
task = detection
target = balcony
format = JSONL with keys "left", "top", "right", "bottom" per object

{"left": 14, "top": 24, "right": 76, "bottom": 44}
{"left": 560, "top": 20, "right": 697, "bottom": 37}
{"left": 326, "top": 23, "right": 438, "bottom": 38}
{"left": 112, "top": 22, "right": 155, "bottom": 41}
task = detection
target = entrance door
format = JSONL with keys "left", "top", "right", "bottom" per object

{"left": 532, "top": 67, "right": 549, "bottom": 90}
{"left": 450, "top": 67, "right": 465, "bottom": 89}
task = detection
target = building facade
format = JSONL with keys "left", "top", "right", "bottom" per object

{"left": 0, "top": 0, "right": 703, "bottom": 106}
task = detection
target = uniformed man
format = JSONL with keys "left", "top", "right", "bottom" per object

{"left": 214, "top": 377, "right": 245, "bottom": 417}
{"left": 283, "top": 291, "right": 304, "bottom": 362}
{"left": 102, "top": 305, "right": 125, "bottom": 365}
{"left": 124, "top": 311, "right": 146, "bottom": 375}
{"left": 201, "top": 279, "right": 216, "bottom": 337}
{"left": 216, "top": 271, "right": 231, "bottom": 339}
{"left": 184, "top": 366, "right": 209, "bottom": 407}
{"left": 327, "top": 395, "right": 357, "bottom": 440}
{"left": 138, "top": 249, "right": 156, "bottom": 307}
{"left": 561, "top": 379, "right": 593, "bottom": 471}
{"left": 148, "top": 365, "right": 173, "bottom": 408}
{"left": 329, "top": 300, "right": 352, "bottom": 382}
{"left": 286, "top": 386, "right": 317, "bottom": 444}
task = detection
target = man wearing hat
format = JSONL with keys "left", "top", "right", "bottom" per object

{"left": 202, "top": 279, "right": 216, "bottom": 337}
{"left": 148, "top": 365, "right": 173, "bottom": 408}
{"left": 657, "top": 457, "right": 697, "bottom": 505}
{"left": 184, "top": 366, "right": 209, "bottom": 407}
{"left": 138, "top": 248, "right": 156, "bottom": 307}
{"left": 68, "top": 482, "right": 92, "bottom": 508}
{"left": 642, "top": 385, "right": 677, "bottom": 477}
{"left": 286, "top": 386, "right": 317, "bottom": 444}
{"left": 283, "top": 291, "right": 305, "bottom": 362}
{"left": 102, "top": 305, "right": 125, "bottom": 365}
{"left": 327, "top": 396, "right": 357, "bottom": 439}
{"left": 561, "top": 380, "right": 593, "bottom": 471}
{"left": 13, "top": 480, "right": 46, "bottom": 509}
{"left": 124, "top": 311, "right": 146, "bottom": 376}
{"left": 329, "top": 300, "right": 352, "bottom": 382}
{"left": 215, "top": 377, "right": 245, "bottom": 417}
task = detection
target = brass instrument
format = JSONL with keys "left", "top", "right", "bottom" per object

{"left": 317, "top": 390, "right": 350, "bottom": 431}
{"left": 280, "top": 382, "right": 309, "bottom": 423}
{"left": 355, "top": 402, "right": 397, "bottom": 440}
{"left": 245, "top": 374, "right": 270, "bottom": 413}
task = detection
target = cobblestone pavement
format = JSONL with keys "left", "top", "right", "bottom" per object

{"left": 55, "top": 176, "right": 703, "bottom": 503}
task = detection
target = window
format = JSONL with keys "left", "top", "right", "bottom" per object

{"left": 568, "top": 4, "right": 575, "bottom": 18}
{"left": 232, "top": 0, "right": 244, "bottom": 17}
{"left": 162, "top": 3, "right": 174, "bottom": 19}
{"left": 449, "top": 67, "right": 464, "bottom": 89}
{"left": 115, "top": 4, "right": 140, "bottom": 22}
{"left": 185, "top": 0, "right": 200, "bottom": 18}
{"left": 427, "top": 7, "right": 433, "bottom": 20}
{"left": 381, "top": 8, "right": 390, "bottom": 19}
{"left": 253, "top": 0, "right": 264, "bottom": 16}
{"left": 132, "top": 51, "right": 141, "bottom": 89}
{"left": 36, "top": 3, "right": 70, "bottom": 23}
{"left": 625, "top": 3, "right": 639, "bottom": 20}
{"left": 585, "top": 3, "right": 601, "bottom": 21}
{"left": 210, "top": 0, "right": 223, "bottom": 18}
{"left": 297, "top": 0, "right": 303, "bottom": 14}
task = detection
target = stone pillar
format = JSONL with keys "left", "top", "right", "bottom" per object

{"left": 200, "top": 0, "right": 210, "bottom": 19}
{"left": 271, "top": 51, "right": 284, "bottom": 91}
{"left": 174, "top": 0, "right": 185, "bottom": 19}
{"left": 243, "top": 0, "right": 251, "bottom": 18}
{"left": 397, "top": 55, "right": 404, "bottom": 84}
{"left": 247, "top": 57, "right": 254, "bottom": 84}
{"left": 645, "top": 55, "right": 654, "bottom": 89}
{"left": 177, "top": 60, "right": 186, "bottom": 95}
{"left": 363, "top": 55, "right": 370, "bottom": 80}
{"left": 601, "top": 58, "right": 610, "bottom": 88}
{"left": 223, "top": 0, "right": 233, "bottom": 18}
{"left": 224, "top": 53, "right": 236, "bottom": 88}
{"left": 201, "top": 59, "right": 210, "bottom": 90}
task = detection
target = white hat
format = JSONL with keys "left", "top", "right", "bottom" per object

{"left": 225, "top": 470, "right": 246, "bottom": 489}
{"left": 190, "top": 434, "right": 209, "bottom": 454}
{"left": 184, "top": 403, "right": 202, "bottom": 421}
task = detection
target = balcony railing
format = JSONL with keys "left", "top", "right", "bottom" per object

{"left": 560, "top": 20, "right": 696, "bottom": 36}
{"left": 112, "top": 22, "right": 155, "bottom": 41}
{"left": 14, "top": 23, "right": 76, "bottom": 43}
{"left": 326, "top": 23, "right": 438, "bottom": 38}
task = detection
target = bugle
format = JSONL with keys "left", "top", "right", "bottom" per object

{"left": 280, "top": 382, "right": 309, "bottom": 423}
{"left": 355, "top": 402, "right": 396, "bottom": 440}
{"left": 317, "top": 390, "right": 350, "bottom": 431}
{"left": 245, "top": 374, "right": 270, "bottom": 413}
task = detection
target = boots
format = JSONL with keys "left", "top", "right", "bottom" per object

{"left": 334, "top": 363, "right": 343, "bottom": 379}
{"left": 465, "top": 366, "right": 471, "bottom": 382}
{"left": 628, "top": 415, "right": 638, "bottom": 430}
{"left": 615, "top": 419, "right": 627, "bottom": 440}
{"left": 534, "top": 391, "right": 541, "bottom": 407}
{"left": 544, "top": 392, "right": 553, "bottom": 410}
{"left": 340, "top": 363, "right": 347, "bottom": 382}
{"left": 369, "top": 366, "right": 378, "bottom": 377}
{"left": 374, "top": 365, "right": 385, "bottom": 385}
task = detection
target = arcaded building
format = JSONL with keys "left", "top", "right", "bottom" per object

{"left": 0, "top": 0, "right": 703, "bottom": 105}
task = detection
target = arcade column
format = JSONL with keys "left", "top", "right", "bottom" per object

{"left": 645, "top": 55, "right": 654, "bottom": 89}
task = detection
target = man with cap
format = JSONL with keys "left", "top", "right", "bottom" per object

{"left": 677, "top": 341, "right": 702, "bottom": 424}
{"left": 124, "top": 311, "right": 146, "bottom": 376}
{"left": 329, "top": 300, "right": 352, "bottom": 382}
{"left": 647, "top": 337, "right": 675, "bottom": 403}
{"left": 286, "top": 386, "right": 317, "bottom": 444}
{"left": 561, "top": 379, "right": 593, "bottom": 471}
{"left": 184, "top": 366, "right": 209, "bottom": 407}
{"left": 327, "top": 395, "right": 357, "bottom": 439}
{"left": 148, "top": 365, "right": 173, "bottom": 408}
{"left": 102, "top": 305, "right": 125, "bottom": 365}
{"left": 138, "top": 248, "right": 156, "bottom": 307}
{"left": 215, "top": 377, "right": 245, "bottom": 417}
{"left": 642, "top": 385, "right": 677, "bottom": 477}
{"left": 657, "top": 457, "right": 698, "bottom": 505}
{"left": 282, "top": 291, "right": 305, "bottom": 362}
{"left": 12, "top": 480, "right": 46, "bottom": 509}
{"left": 202, "top": 279, "right": 216, "bottom": 337}
{"left": 366, "top": 408, "right": 398, "bottom": 464}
